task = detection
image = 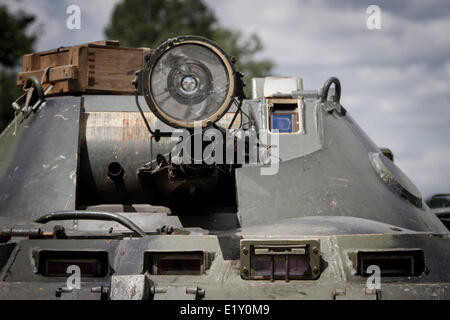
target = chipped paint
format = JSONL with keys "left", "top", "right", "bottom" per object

{"left": 331, "top": 198, "right": 337, "bottom": 210}
{"left": 69, "top": 170, "right": 76, "bottom": 181}
{"left": 85, "top": 112, "right": 152, "bottom": 142}
{"left": 328, "top": 177, "right": 349, "bottom": 182}
{"left": 85, "top": 111, "right": 241, "bottom": 143}
{"left": 54, "top": 114, "right": 69, "bottom": 120}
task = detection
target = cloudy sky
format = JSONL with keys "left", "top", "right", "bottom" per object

{"left": 3, "top": 0, "right": 450, "bottom": 199}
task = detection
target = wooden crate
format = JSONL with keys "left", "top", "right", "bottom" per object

{"left": 17, "top": 40, "right": 152, "bottom": 96}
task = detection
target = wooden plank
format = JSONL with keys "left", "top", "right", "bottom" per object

{"left": 71, "top": 46, "right": 88, "bottom": 92}
{"left": 32, "top": 46, "right": 71, "bottom": 56}
{"left": 87, "top": 40, "right": 120, "bottom": 47}
{"left": 39, "top": 50, "right": 71, "bottom": 69}
{"left": 43, "top": 81, "right": 72, "bottom": 96}
{"left": 22, "top": 54, "right": 32, "bottom": 72}
{"left": 17, "top": 65, "right": 78, "bottom": 86}
{"left": 21, "top": 53, "right": 41, "bottom": 72}
{"left": 85, "top": 46, "right": 143, "bottom": 93}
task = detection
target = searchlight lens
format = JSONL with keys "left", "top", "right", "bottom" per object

{"left": 181, "top": 75, "right": 198, "bottom": 94}
{"left": 143, "top": 36, "right": 238, "bottom": 129}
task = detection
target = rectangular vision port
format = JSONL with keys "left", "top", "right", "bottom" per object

{"left": 143, "top": 251, "right": 211, "bottom": 275}
{"left": 38, "top": 251, "right": 109, "bottom": 277}
{"left": 240, "top": 239, "right": 321, "bottom": 281}
{"left": 355, "top": 249, "right": 425, "bottom": 277}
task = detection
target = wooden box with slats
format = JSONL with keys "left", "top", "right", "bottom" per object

{"left": 17, "top": 40, "right": 152, "bottom": 96}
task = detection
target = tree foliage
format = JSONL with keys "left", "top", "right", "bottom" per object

{"left": 212, "top": 27, "right": 274, "bottom": 96}
{"left": 105, "top": 0, "right": 216, "bottom": 48}
{"left": 105, "top": 0, "right": 274, "bottom": 96}
{"left": 0, "top": 5, "right": 36, "bottom": 132}
{"left": 0, "top": 5, "right": 36, "bottom": 67}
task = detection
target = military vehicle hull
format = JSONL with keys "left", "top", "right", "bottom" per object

{"left": 1, "top": 36, "right": 449, "bottom": 300}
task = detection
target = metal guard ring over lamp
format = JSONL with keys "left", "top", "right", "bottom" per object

{"left": 142, "top": 36, "right": 240, "bottom": 129}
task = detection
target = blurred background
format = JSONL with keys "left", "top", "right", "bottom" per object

{"left": 1, "top": 0, "right": 449, "bottom": 200}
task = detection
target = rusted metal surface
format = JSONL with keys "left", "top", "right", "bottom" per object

{"left": 85, "top": 111, "right": 241, "bottom": 142}
{"left": 85, "top": 111, "right": 153, "bottom": 142}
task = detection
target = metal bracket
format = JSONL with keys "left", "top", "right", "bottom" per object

{"left": 152, "top": 286, "right": 205, "bottom": 300}
{"left": 110, "top": 274, "right": 153, "bottom": 300}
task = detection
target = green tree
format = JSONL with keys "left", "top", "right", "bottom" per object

{"left": 105, "top": 0, "right": 274, "bottom": 97}
{"left": 212, "top": 27, "right": 274, "bottom": 97}
{"left": 0, "top": 5, "right": 37, "bottom": 132}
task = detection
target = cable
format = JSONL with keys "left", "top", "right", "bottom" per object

{"left": 35, "top": 210, "right": 147, "bottom": 237}
{"left": 135, "top": 93, "right": 154, "bottom": 135}
{"left": 235, "top": 99, "right": 252, "bottom": 129}
{"left": 228, "top": 98, "right": 251, "bottom": 130}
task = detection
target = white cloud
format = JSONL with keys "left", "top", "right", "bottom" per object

{"left": 1, "top": 0, "right": 120, "bottom": 50}
{"left": 400, "top": 148, "right": 450, "bottom": 196}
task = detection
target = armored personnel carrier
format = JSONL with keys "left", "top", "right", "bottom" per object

{"left": 0, "top": 36, "right": 448, "bottom": 300}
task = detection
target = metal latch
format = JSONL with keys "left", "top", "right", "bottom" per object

{"left": 254, "top": 245, "right": 306, "bottom": 255}
{"left": 152, "top": 286, "right": 205, "bottom": 300}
